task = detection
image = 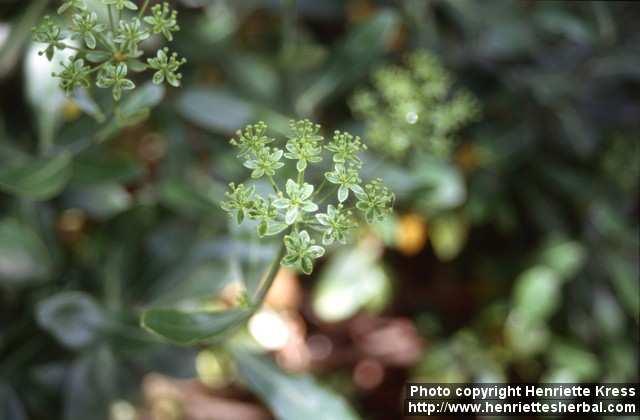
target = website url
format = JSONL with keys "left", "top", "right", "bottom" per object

{"left": 406, "top": 400, "right": 639, "bottom": 416}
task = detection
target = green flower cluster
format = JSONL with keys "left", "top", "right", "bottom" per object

{"left": 221, "top": 120, "right": 394, "bottom": 274}
{"left": 350, "top": 51, "right": 480, "bottom": 159}
{"left": 32, "top": 0, "right": 185, "bottom": 100}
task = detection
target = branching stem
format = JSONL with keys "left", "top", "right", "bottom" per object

{"left": 138, "top": 0, "right": 150, "bottom": 19}
{"left": 252, "top": 234, "right": 288, "bottom": 305}
{"left": 107, "top": 5, "right": 115, "bottom": 32}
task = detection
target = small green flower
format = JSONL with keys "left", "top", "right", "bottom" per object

{"left": 143, "top": 2, "right": 179, "bottom": 41}
{"left": 230, "top": 121, "right": 274, "bottom": 158}
{"left": 248, "top": 196, "right": 287, "bottom": 237}
{"left": 282, "top": 230, "right": 325, "bottom": 275}
{"left": 273, "top": 179, "right": 318, "bottom": 225}
{"left": 325, "top": 130, "right": 367, "bottom": 164}
{"left": 315, "top": 204, "right": 356, "bottom": 245}
{"left": 243, "top": 147, "right": 285, "bottom": 179}
{"left": 96, "top": 63, "right": 135, "bottom": 101}
{"left": 32, "top": 16, "right": 65, "bottom": 61}
{"left": 220, "top": 183, "right": 255, "bottom": 224}
{"left": 284, "top": 119, "right": 323, "bottom": 172}
{"left": 102, "top": 0, "right": 137, "bottom": 11}
{"left": 115, "top": 18, "right": 149, "bottom": 56}
{"left": 355, "top": 179, "right": 394, "bottom": 223}
{"left": 53, "top": 58, "right": 91, "bottom": 95}
{"left": 325, "top": 163, "right": 364, "bottom": 202}
{"left": 58, "top": 0, "right": 86, "bottom": 15}
{"left": 71, "top": 12, "right": 106, "bottom": 50}
{"left": 147, "top": 48, "right": 186, "bottom": 87}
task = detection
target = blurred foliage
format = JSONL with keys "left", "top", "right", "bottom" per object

{"left": 0, "top": 0, "right": 639, "bottom": 419}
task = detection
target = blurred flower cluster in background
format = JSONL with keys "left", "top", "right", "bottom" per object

{"left": 0, "top": 1, "right": 638, "bottom": 419}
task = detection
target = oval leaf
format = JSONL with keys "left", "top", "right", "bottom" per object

{"left": 234, "top": 350, "right": 361, "bottom": 420}
{"left": 36, "top": 291, "right": 106, "bottom": 349}
{"left": 0, "top": 152, "right": 72, "bottom": 200}
{"left": 141, "top": 308, "right": 251, "bottom": 345}
{"left": 0, "top": 219, "right": 51, "bottom": 286}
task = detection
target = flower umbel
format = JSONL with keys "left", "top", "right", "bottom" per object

{"left": 221, "top": 120, "right": 394, "bottom": 275}
{"left": 53, "top": 58, "right": 92, "bottom": 96}
{"left": 273, "top": 180, "right": 318, "bottom": 225}
{"left": 243, "top": 147, "right": 285, "bottom": 179}
{"left": 284, "top": 119, "right": 323, "bottom": 172}
{"left": 144, "top": 2, "right": 180, "bottom": 41}
{"left": 350, "top": 51, "right": 479, "bottom": 158}
{"left": 32, "top": 16, "right": 65, "bottom": 60}
{"left": 147, "top": 48, "right": 187, "bottom": 87}
{"left": 355, "top": 179, "right": 395, "bottom": 223}
{"left": 282, "top": 230, "right": 325, "bottom": 275}
{"left": 33, "top": 0, "right": 184, "bottom": 106}
{"left": 96, "top": 63, "right": 135, "bottom": 101}
{"left": 58, "top": 0, "right": 86, "bottom": 15}
{"left": 71, "top": 12, "right": 106, "bottom": 49}
{"left": 230, "top": 122, "right": 274, "bottom": 158}
{"left": 220, "top": 183, "right": 255, "bottom": 224}
{"left": 102, "top": 0, "right": 138, "bottom": 11}
{"left": 115, "top": 18, "right": 149, "bottom": 56}
{"left": 325, "top": 130, "right": 367, "bottom": 164}
{"left": 325, "top": 163, "right": 364, "bottom": 202}
{"left": 315, "top": 204, "right": 356, "bottom": 245}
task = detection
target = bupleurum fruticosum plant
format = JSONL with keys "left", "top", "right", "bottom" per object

{"left": 32, "top": 0, "right": 185, "bottom": 106}
{"left": 221, "top": 120, "right": 394, "bottom": 281}
{"left": 350, "top": 51, "right": 479, "bottom": 159}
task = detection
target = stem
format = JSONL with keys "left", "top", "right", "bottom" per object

{"left": 88, "top": 60, "right": 111, "bottom": 74}
{"left": 62, "top": 43, "right": 108, "bottom": 54}
{"left": 108, "top": 5, "right": 115, "bottom": 32}
{"left": 280, "top": 0, "right": 297, "bottom": 115}
{"left": 138, "top": 0, "right": 150, "bottom": 19}
{"left": 96, "top": 32, "right": 114, "bottom": 52}
{"left": 317, "top": 184, "right": 337, "bottom": 204}
{"left": 267, "top": 175, "right": 280, "bottom": 194}
{"left": 313, "top": 179, "right": 326, "bottom": 198}
{"left": 252, "top": 238, "right": 288, "bottom": 305}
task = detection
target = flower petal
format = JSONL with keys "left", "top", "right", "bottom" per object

{"left": 285, "top": 179, "right": 297, "bottom": 197}
{"left": 285, "top": 207, "right": 299, "bottom": 225}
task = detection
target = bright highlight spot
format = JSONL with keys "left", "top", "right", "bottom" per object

{"left": 405, "top": 111, "right": 418, "bottom": 124}
{"left": 249, "top": 309, "right": 290, "bottom": 350}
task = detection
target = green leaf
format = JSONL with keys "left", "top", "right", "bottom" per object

{"left": 176, "top": 88, "right": 254, "bottom": 133}
{"left": 158, "top": 177, "right": 225, "bottom": 217}
{"left": 0, "top": 218, "right": 51, "bottom": 286}
{"left": 0, "top": 152, "right": 72, "bottom": 200}
{"left": 0, "top": 0, "right": 48, "bottom": 77}
{"left": 429, "top": 214, "right": 468, "bottom": 262}
{"left": 0, "top": 383, "right": 27, "bottom": 420}
{"left": 513, "top": 266, "right": 561, "bottom": 324}
{"left": 85, "top": 51, "right": 111, "bottom": 63}
{"left": 70, "top": 153, "right": 142, "bottom": 186}
{"left": 64, "top": 347, "right": 118, "bottom": 420}
{"left": 536, "top": 238, "right": 585, "bottom": 281}
{"left": 295, "top": 10, "right": 399, "bottom": 115}
{"left": 313, "top": 242, "right": 390, "bottom": 322}
{"left": 141, "top": 308, "right": 251, "bottom": 345}
{"left": 96, "top": 82, "right": 164, "bottom": 142}
{"left": 63, "top": 183, "right": 131, "bottom": 219}
{"left": 36, "top": 291, "right": 106, "bottom": 349}
{"left": 234, "top": 350, "right": 361, "bottom": 420}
